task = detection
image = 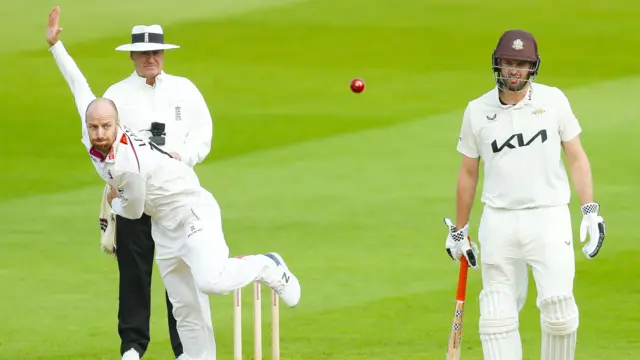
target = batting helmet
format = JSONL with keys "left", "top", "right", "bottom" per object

{"left": 492, "top": 30, "right": 541, "bottom": 91}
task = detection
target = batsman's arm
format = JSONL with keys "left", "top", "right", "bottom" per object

{"left": 455, "top": 105, "right": 480, "bottom": 229}
{"left": 49, "top": 41, "right": 97, "bottom": 147}
{"left": 110, "top": 172, "right": 146, "bottom": 220}
{"left": 562, "top": 136, "right": 594, "bottom": 205}
{"left": 456, "top": 155, "right": 480, "bottom": 229}
{"left": 557, "top": 87, "right": 593, "bottom": 206}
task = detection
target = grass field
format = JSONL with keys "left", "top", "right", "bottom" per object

{"left": 1, "top": 0, "right": 640, "bottom": 359}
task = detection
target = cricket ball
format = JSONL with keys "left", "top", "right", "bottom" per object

{"left": 350, "top": 78, "right": 365, "bottom": 93}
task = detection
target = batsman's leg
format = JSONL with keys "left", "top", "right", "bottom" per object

{"left": 477, "top": 206, "right": 528, "bottom": 360}
{"left": 525, "top": 205, "right": 578, "bottom": 360}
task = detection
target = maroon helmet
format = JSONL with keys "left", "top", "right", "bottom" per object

{"left": 492, "top": 30, "right": 541, "bottom": 91}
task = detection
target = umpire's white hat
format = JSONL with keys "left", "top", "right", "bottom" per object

{"left": 115, "top": 25, "right": 180, "bottom": 52}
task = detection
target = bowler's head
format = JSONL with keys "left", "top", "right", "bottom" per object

{"left": 85, "top": 98, "right": 119, "bottom": 155}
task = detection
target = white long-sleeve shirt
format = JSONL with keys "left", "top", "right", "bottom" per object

{"left": 50, "top": 41, "right": 215, "bottom": 258}
{"left": 103, "top": 66, "right": 213, "bottom": 168}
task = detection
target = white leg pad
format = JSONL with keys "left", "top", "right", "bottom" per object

{"left": 540, "top": 294, "right": 579, "bottom": 360}
{"left": 479, "top": 288, "right": 523, "bottom": 360}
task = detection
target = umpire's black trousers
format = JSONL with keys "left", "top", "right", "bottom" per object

{"left": 116, "top": 214, "right": 183, "bottom": 358}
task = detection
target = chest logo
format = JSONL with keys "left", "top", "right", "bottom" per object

{"left": 491, "top": 129, "right": 548, "bottom": 153}
{"left": 532, "top": 108, "right": 546, "bottom": 115}
{"left": 486, "top": 113, "right": 497, "bottom": 121}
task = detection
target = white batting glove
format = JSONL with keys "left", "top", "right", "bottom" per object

{"left": 443, "top": 218, "right": 479, "bottom": 268}
{"left": 579, "top": 203, "right": 606, "bottom": 259}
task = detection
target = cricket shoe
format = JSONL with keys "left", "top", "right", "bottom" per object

{"left": 262, "top": 252, "right": 301, "bottom": 307}
{"left": 121, "top": 349, "right": 140, "bottom": 360}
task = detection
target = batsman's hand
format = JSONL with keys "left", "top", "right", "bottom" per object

{"left": 579, "top": 203, "right": 605, "bottom": 259}
{"left": 46, "top": 6, "right": 63, "bottom": 47}
{"left": 444, "top": 218, "right": 479, "bottom": 268}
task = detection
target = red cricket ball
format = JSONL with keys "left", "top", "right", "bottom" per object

{"left": 350, "top": 78, "right": 365, "bottom": 93}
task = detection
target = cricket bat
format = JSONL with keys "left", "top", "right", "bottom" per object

{"left": 446, "top": 248, "right": 470, "bottom": 360}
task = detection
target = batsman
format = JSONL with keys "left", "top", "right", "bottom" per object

{"left": 443, "top": 29, "right": 606, "bottom": 360}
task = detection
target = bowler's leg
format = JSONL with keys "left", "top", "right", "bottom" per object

{"left": 166, "top": 290, "right": 184, "bottom": 358}
{"left": 184, "top": 204, "right": 301, "bottom": 307}
{"left": 158, "top": 257, "right": 216, "bottom": 360}
{"left": 525, "top": 206, "right": 578, "bottom": 360}
{"left": 478, "top": 206, "right": 528, "bottom": 360}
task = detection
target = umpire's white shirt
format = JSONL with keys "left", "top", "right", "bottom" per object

{"left": 457, "top": 83, "right": 582, "bottom": 210}
{"left": 103, "top": 70, "right": 213, "bottom": 168}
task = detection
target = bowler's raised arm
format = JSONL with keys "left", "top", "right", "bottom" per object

{"left": 46, "top": 6, "right": 97, "bottom": 147}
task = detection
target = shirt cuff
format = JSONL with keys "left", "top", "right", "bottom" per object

{"left": 48, "top": 40, "right": 63, "bottom": 53}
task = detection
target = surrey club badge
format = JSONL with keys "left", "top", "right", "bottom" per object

{"left": 512, "top": 39, "right": 524, "bottom": 50}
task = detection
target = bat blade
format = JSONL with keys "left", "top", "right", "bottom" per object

{"left": 446, "top": 255, "right": 470, "bottom": 360}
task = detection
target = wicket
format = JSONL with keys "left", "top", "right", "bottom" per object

{"left": 234, "top": 282, "right": 280, "bottom": 360}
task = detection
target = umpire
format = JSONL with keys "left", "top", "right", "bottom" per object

{"left": 104, "top": 24, "right": 214, "bottom": 360}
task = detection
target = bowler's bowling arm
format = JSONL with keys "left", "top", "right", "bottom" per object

{"left": 49, "top": 40, "right": 97, "bottom": 149}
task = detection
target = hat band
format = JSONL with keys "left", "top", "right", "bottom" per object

{"left": 131, "top": 32, "right": 164, "bottom": 44}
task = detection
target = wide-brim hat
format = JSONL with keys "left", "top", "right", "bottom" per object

{"left": 115, "top": 25, "right": 180, "bottom": 52}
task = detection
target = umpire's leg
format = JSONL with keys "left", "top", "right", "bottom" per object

{"left": 116, "top": 214, "right": 183, "bottom": 358}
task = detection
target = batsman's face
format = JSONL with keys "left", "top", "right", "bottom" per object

{"left": 131, "top": 50, "right": 165, "bottom": 80}
{"left": 498, "top": 58, "right": 533, "bottom": 91}
{"left": 87, "top": 117, "right": 118, "bottom": 155}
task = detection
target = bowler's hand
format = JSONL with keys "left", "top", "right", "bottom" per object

{"left": 169, "top": 152, "right": 181, "bottom": 161}
{"left": 107, "top": 186, "right": 118, "bottom": 207}
{"left": 443, "top": 218, "right": 479, "bottom": 268}
{"left": 46, "top": 6, "right": 63, "bottom": 47}
{"left": 579, "top": 203, "right": 606, "bottom": 259}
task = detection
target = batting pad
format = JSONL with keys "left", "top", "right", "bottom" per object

{"left": 479, "top": 288, "right": 522, "bottom": 360}
{"left": 540, "top": 294, "right": 579, "bottom": 360}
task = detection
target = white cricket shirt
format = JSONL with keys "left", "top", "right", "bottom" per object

{"left": 457, "top": 83, "right": 582, "bottom": 210}
{"left": 103, "top": 62, "right": 213, "bottom": 168}
{"left": 50, "top": 41, "right": 214, "bottom": 258}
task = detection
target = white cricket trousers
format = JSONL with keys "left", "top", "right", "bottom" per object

{"left": 477, "top": 204, "right": 579, "bottom": 360}
{"left": 153, "top": 195, "right": 276, "bottom": 360}
{"left": 478, "top": 204, "right": 575, "bottom": 307}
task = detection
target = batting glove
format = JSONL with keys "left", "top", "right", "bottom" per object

{"left": 579, "top": 203, "right": 605, "bottom": 259}
{"left": 444, "top": 218, "right": 479, "bottom": 268}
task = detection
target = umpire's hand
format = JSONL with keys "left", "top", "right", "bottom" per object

{"left": 443, "top": 218, "right": 479, "bottom": 268}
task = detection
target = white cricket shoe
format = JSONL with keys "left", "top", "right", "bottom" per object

{"left": 176, "top": 354, "right": 189, "bottom": 360}
{"left": 122, "top": 349, "right": 140, "bottom": 360}
{"left": 263, "top": 252, "right": 301, "bottom": 307}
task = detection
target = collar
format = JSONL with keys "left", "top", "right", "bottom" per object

{"left": 131, "top": 70, "right": 166, "bottom": 87}
{"left": 495, "top": 84, "right": 533, "bottom": 109}
{"left": 88, "top": 127, "right": 125, "bottom": 163}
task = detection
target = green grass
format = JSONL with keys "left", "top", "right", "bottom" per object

{"left": 1, "top": 0, "right": 639, "bottom": 359}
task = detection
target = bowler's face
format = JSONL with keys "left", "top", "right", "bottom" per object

{"left": 87, "top": 117, "right": 117, "bottom": 154}
{"left": 131, "top": 50, "right": 164, "bottom": 79}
